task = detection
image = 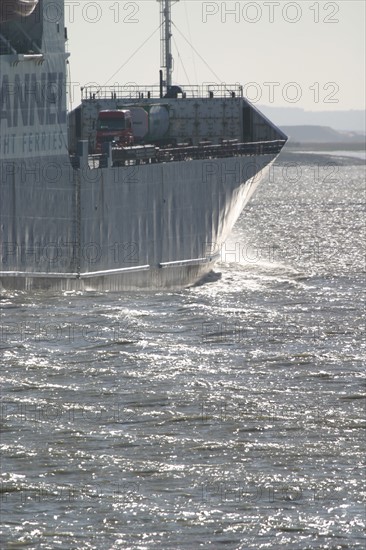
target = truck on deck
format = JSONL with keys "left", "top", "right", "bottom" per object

{"left": 95, "top": 110, "right": 134, "bottom": 153}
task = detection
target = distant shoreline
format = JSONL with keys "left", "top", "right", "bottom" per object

{"left": 276, "top": 149, "right": 365, "bottom": 166}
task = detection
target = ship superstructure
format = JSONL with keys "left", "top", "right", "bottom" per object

{"left": 0, "top": 0, "right": 286, "bottom": 291}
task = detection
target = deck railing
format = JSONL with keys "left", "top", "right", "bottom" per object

{"left": 154, "top": 140, "right": 286, "bottom": 162}
{"left": 71, "top": 139, "right": 286, "bottom": 169}
{"left": 81, "top": 83, "right": 244, "bottom": 101}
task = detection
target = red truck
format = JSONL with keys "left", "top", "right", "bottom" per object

{"left": 95, "top": 110, "right": 134, "bottom": 153}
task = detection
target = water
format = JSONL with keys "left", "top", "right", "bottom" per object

{"left": 1, "top": 155, "right": 365, "bottom": 549}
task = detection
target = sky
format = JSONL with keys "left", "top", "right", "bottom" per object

{"left": 66, "top": 1, "right": 365, "bottom": 112}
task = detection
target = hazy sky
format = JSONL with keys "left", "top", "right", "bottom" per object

{"left": 66, "top": 1, "right": 365, "bottom": 111}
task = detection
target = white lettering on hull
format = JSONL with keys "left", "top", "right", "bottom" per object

{"left": 0, "top": 131, "right": 65, "bottom": 156}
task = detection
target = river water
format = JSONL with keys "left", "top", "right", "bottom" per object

{"left": 1, "top": 154, "right": 365, "bottom": 549}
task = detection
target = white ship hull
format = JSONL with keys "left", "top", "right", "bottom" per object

{"left": 0, "top": 153, "right": 276, "bottom": 291}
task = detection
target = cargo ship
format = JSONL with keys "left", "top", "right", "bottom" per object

{"left": 0, "top": 0, "right": 287, "bottom": 291}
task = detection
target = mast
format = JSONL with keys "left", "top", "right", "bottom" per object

{"left": 158, "top": 0, "right": 178, "bottom": 90}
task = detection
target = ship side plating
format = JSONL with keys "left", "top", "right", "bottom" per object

{"left": 0, "top": 0, "right": 78, "bottom": 284}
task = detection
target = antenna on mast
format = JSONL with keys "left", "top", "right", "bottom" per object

{"left": 158, "top": 0, "right": 179, "bottom": 92}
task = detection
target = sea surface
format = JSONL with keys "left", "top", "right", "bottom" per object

{"left": 1, "top": 153, "right": 365, "bottom": 549}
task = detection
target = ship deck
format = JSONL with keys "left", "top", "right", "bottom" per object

{"left": 71, "top": 139, "right": 287, "bottom": 170}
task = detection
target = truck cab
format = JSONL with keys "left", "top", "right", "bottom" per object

{"left": 95, "top": 110, "right": 134, "bottom": 153}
